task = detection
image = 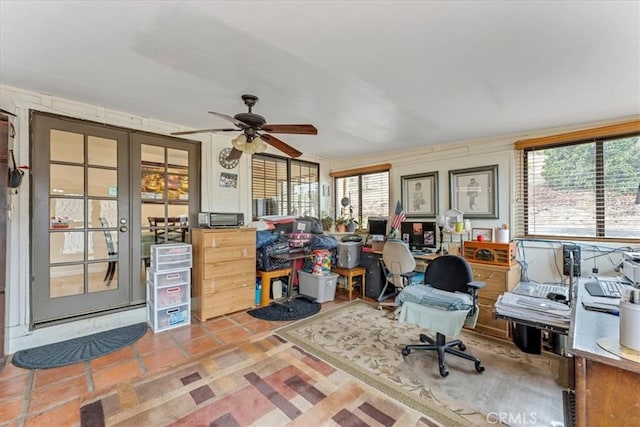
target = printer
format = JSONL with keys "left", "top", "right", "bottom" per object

{"left": 621, "top": 252, "right": 640, "bottom": 286}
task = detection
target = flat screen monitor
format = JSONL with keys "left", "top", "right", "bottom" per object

{"left": 367, "top": 217, "right": 388, "bottom": 236}
{"left": 400, "top": 221, "right": 436, "bottom": 250}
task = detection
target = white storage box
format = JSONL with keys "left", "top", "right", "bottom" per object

{"left": 146, "top": 268, "right": 190, "bottom": 287}
{"left": 147, "top": 301, "right": 190, "bottom": 332}
{"left": 147, "top": 282, "right": 190, "bottom": 309}
{"left": 298, "top": 270, "right": 338, "bottom": 303}
{"left": 150, "top": 243, "right": 192, "bottom": 271}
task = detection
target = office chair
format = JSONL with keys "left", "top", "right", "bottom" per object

{"left": 99, "top": 217, "right": 117, "bottom": 286}
{"left": 377, "top": 239, "right": 423, "bottom": 310}
{"left": 398, "top": 255, "right": 485, "bottom": 377}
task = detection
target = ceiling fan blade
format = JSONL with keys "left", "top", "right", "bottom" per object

{"left": 208, "top": 111, "right": 249, "bottom": 128}
{"left": 227, "top": 147, "right": 243, "bottom": 160}
{"left": 261, "top": 124, "right": 318, "bottom": 135}
{"left": 171, "top": 128, "right": 238, "bottom": 136}
{"left": 260, "top": 134, "right": 303, "bottom": 158}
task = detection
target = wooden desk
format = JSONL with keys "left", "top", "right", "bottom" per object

{"left": 331, "top": 266, "right": 366, "bottom": 300}
{"left": 570, "top": 281, "right": 640, "bottom": 426}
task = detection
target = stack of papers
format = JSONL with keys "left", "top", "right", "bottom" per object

{"left": 495, "top": 292, "right": 572, "bottom": 329}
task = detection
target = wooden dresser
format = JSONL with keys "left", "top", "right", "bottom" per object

{"left": 468, "top": 262, "right": 520, "bottom": 339}
{"left": 191, "top": 228, "right": 256, "bottom": 321}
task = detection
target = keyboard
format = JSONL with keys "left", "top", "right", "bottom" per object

{"left": 584, "top": 280, "right": 628, "bottom": 298}
{"left": 512, "top": 282, "right": 569, "bottom": 299}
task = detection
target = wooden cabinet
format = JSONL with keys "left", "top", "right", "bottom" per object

{"left": 191, "top": 228, "right": 256, "bottom": 321}
{"left": 468, "top": 262, "right": 520, "bottom": 339}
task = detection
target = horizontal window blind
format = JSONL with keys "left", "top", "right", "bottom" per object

{"left": 335, "top": 171, "right": 389, "bottom": 228}
{"left": 251, "top": 154, "right": 319, "bottom": 220}
{"left": 515, "top": 132, "right": 640, "bottom": 240}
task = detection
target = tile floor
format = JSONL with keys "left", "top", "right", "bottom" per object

{"left": 0, "top": 291, "right": 356, "bottom": 427}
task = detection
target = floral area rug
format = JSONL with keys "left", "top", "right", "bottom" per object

{"left": 80, "top": 333, "right": 454, "bottom": 426}
{"left": 276, "top": 300, "right": 566, "bottom": 427}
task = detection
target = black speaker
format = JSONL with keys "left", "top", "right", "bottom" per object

{"left": 562, "top": 245, "right": 581, "bottom": 276}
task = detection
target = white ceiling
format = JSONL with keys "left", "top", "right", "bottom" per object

{"left": 1, "top": 1, "right": 639, "bottom": 159}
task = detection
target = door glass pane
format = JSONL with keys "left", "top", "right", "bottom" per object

{"left": 88, "top": 167, "right": 117, "bottom": 197}
{"left": 50, "top": 130, "right": 84, "bottom": 163}
{"left": 89, "top": 199, "right": 117, "bottom": 228}
{"left": 88, "top": 136, "right": 117, "bottom": 167}
{"left": 168, "top": 148, "right": 188, "bottom": 167}
{"left": 142, "top": 144, "right": 164, "bottom": 163}
{"left": 49, "top": 198, "right": 84, "bottom": 229}
{"left": 50, "top": 232, "right": 84, "bottom": 263}
{"left": 89, "top": 261, "right": 118, "bottom": 293}
{"left": 50, "top": 265, "right": 84, "bottom": 298}
{"left": 51, "top": 164, "right": 84, "bottom": 196}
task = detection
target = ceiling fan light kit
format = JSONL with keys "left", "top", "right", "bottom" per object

{"left": 170, "top": 94, "right": 317, "bottom": 159}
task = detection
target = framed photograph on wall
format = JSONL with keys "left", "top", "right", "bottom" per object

{"left": 401, "top": 172, "right": 438, "bottom": 218}
{"left": 449, "top": 165, "right": 498, "bottom": 218}
{"left": 471, "top": 227, "right": 494, "bottom": 242}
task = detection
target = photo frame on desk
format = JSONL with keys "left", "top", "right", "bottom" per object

{"left": 471, "top": 227, "right": 493, "bottom": 242}
{"left": 449, "top": 165, "right": 498, "bottom": 218}
{"left": 401, "top": 171, "right": 438, "bottom": 218}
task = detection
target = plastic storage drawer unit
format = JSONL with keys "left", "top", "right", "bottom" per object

{"left": 148, "top": 301, "right": 190, "bottom": 332}
{"left": 150, "top": 243, "right": 192, "bottom": 271}
{"left": 147, "top": 282, "right": 190, "bottom": 309}
{"left": 146, "top": 268, "right": 190, "bottom": 287}
{"left": 298, "top": 271, "right": 338, "bottom": 303}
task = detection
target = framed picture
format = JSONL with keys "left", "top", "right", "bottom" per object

{"left": 401, "top": 172, "right": 438, "bottom": 218}
{"left": 449, "top": 165, "right": 498, "bottom": 218}
{"left": 471, "top": 227, "right": 494, "bottom": 242}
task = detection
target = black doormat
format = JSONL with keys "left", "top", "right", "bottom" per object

{"left": 12, "top": 322, "right": 148, "bottom": 370}
{"left": 248, "top": 298, "right": 321, "bottom": 321}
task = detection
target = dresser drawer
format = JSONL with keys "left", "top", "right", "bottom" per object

{"left": 203, "top": 259, "right": 255, "bottom": 280}
{"left": 472, "top": 266, "right": 507, "bottom": 289}
{"left": 472, "top": 298, "right": 509, "bottom": 339}
{"left": 203, "top": 245, "right": 254, "bottom": 263}
{"left": 198, "top": 287, "right": 254, "bottom": 320}
{"left": 200, "top": 272, "right": 256, "bottom": 294}
{"left": 201, "top": 230, "right": 255, "bottom": 249}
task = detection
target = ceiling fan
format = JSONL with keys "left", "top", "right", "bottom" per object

{"left": 171, "top": 94, "right": 317, "bottom": 160}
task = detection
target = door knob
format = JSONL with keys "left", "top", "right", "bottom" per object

{"left": 119, "top": 225, "right": 128, "bottom": 232}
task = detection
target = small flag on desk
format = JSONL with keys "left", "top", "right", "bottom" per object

{"left": 390, "top": 200, "right": 406, "bottom": 232}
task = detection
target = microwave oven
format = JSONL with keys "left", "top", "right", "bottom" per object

{"left": 198, "top": 212, "right": 244, "bottom": 228}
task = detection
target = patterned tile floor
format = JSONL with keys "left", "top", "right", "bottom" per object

{"left": 0, "top": 290, "right": 357, "bottom": 426}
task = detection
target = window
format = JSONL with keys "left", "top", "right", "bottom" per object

{"left": 331, "top": 164, "right": 390, "bottom": 228}
{"left": 251, "top": 154, "right": 319, "bottom": 219}
{"left": 515, "top": 121, "right": 640, "bottom": 240}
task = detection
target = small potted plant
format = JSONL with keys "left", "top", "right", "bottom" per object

{"left": 346, "top": 218, "right": 358, "bottom": 233}
{"left": 320, "top": 213, "right": 334, "bottom": 232}
{"left": 335, "top": 217, "right": 348, "bottom": 233}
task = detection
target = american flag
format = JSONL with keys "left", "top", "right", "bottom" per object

{"left": 390, "top": 200, "right": 406, "bottom": 231}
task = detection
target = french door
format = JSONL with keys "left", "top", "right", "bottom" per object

{"left": 31, "top": 112, "right": 199, "bottom": 326}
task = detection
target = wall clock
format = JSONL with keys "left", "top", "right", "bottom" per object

{"left": 218, "top": 148, "right": 239, "bottom": 169}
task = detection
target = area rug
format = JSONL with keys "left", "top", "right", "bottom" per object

{"left": 12, "top": 322, "right": 148, "bottom": 369}
{"left": 79, "top": 334, "right": 458, "bottom": 427}
{"left": 276, "top": 300, "right": 566, "bottom": 427}
{"left": 247, "top": 297, "right": 321, "bottom": 321}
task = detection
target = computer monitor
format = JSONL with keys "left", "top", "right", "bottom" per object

{"left": 400, "top": 221, "right": 436, "bottom": 250}
{"left": 367, "top": 217, "right": 388, "bottom": 236}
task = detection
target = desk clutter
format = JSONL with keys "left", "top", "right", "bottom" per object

{"left": 619, "top": 288, "right": 640, "bottom": 351}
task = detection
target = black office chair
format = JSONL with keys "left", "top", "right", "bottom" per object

{"left": 99, "top": 217, "right": 117, "bottom": 286}
{"left": 399, "top": 255, "right": 485, "bottom": 377}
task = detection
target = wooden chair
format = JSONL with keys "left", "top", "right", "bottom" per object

{"left": 148, "top": 216, "right": 186, "bottom": 243}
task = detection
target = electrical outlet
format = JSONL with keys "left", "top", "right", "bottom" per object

{"left": 562, "top": 245, "right": 581, "bottom": 276}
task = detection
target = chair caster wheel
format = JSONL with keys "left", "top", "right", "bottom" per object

{"left": 458, "top": 343, "right": 466, "bottom": 351}
{"left": 402, "top": 348, "right": 411, "bottom": 356}
{"left": 475, "top": 362, "right": 485, "bottom": 373}
{"left": 439, "top": 367, "right": 449, "bottom": 377}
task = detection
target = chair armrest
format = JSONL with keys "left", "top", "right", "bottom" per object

{"left": 468, "top": 280, "right": 485, "bottom": 289}
{"left": 401, "top": 271, "right": 419, "bottom": 279}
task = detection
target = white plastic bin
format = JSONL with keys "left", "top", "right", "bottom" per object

{"left": 298, "top": 270, "right": 338, "bottom": 303}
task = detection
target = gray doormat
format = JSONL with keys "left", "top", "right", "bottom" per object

{"left": 247, "top": 298, "right": 321, "bottom": 321}
{"left": 12, "top": 322, "right": 148, "bottom": 369}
